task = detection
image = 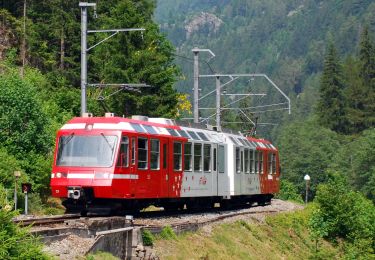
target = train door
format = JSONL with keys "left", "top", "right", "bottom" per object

{"left": 135, "top": 135, "right": 152, "bottom": 198}
{"left": 114, "top": 134, "right": 131, "bottom": 198}
{"left": 169, "top": 139, "right": 184, "bottom": 197}
{"left": 212, "top": 144, "right": 218, "bottom": 196}
{"left": 159, "top": 137, "right": 169, "bottom": 198}
{"left": 126, "top": 135, "right": 137, "bottom": 197}
{"left": 217, "top": 144, "right": 228, "bottom": 196}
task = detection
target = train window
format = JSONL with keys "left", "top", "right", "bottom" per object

{"left": 138, "top": 138, "right": 148, "bottom": 169}
{"left": 250, "top": 150, "right": 255, "bottom": 174}
{"left": 150, "top": 139, "right": 160, "bottom": 170}
{"left": 173, "top": 142, "right": 182, "bottom": 171}
{"left": 131, "top": 138, "right": 136, "bottom": 165}
{"left": 238, "top": 138, "right": 247, "bottom": 146}
{"left": 255, "top": 151, "right": 259, "bottom": 173}
{"left": 213, "top": 147, "right": 217, "bottom": 172}
{"left": 218, "top": 145, "right": 225, "bottom": 173}
{"left": 167, "top": 128, "right": 179, "bottom": 137}
{"left": 184, "top": 143, "right": 192, "bottom": 171}
{"left": 178, "top": 130, "right": 190, "bottom": 138}
{"left": 131, "top": 123, "right": 147, "bottom": 133}
{"left": 203, "top": 144, "right": 211, "bottom": 172}
{"left": 194, "top": 143, "right": 202, "bottom": 171}
{"left": 244, "top": 149, "right": 249, "bottom": 174}
{"left": 236, "top": 148, "right": 241, "bottom": 173}
{"left": 259, "top": 151, "right": 264, "bottom": 174}
{"left": 268, "top": 153, "right": 272, "bottom": 174}
{"left": 144, "top": 125, "right": 158, "bottom": 135}
{"left": 163, "top": 144, "right": 167, "bottom": 169}
{"left": 241, "top": 150, "right": 244, "bottom": 172}
{"left": 117, "top": 136, "right": 129, "bottom": 167}
{"left": 272, "top": 153, "right": 277, "bottom": 174}
{"left": 188, "top": 131, "right": 200, "bottom": 141}
{"left": 197, "top": 132, "right": 209, "bottom": 141}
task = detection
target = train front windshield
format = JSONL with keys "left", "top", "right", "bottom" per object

{"left": 56, "top": 134, "right": 118, "bottom": 167}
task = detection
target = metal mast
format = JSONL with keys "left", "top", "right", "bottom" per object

{"left": 79, "top": 2, "right": 95, "bottom": 115}
{"left": 79, "top": 2, "right": 146, "bottom": 116}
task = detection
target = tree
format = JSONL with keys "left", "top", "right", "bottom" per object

{"left": 312, "top": 172, "right": 375, "bottom": 258}
{"left": 276, "top": 117, "right": 340, "bottom": 198}
{"left": 331, "top": 129, "right": 375, "bottom": 202}
{"left": 358, "top": 26, "right": 375, "bottom": 129}
{"left": 316, "top": 43, "right": 348, "bottom": 134}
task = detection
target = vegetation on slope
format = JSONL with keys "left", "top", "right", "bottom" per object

{"left": 154, "top": 207, "right": 339, "bottom": 260}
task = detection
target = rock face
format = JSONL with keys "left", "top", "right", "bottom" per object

{"left": 0, "top": 16, "right": 17, "bottom": 61}
{"left": 185, "top": 12, "right": 223, "bottom": 39}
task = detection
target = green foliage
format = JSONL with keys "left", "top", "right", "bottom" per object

{"left": 276, "top": 179, "right": 303, "bottom": 203}
{"left": 0, "top": 185, "right": 49, "bottom": 259}
{"left": 277, "top": 117, "right": 340, "bottom": 197}
{"left": 0, "top": 71, "right": 50, "bottom": 156}
{"left": 332, "top": 129, "right": 375, "bottom": 202}
{"left": 159, "top": 225, "right": 177, "bottom": 240}
{"left": 316, "top": 43, "right": 348, "bottom": 134}
{"left": 312, "top": 173, "right": 375, "bottom": 258}
{"left": 142, "top": 229, "right": 155, "bottom": 246}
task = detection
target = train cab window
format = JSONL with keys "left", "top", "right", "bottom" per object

{"left": 173, "top": 142, "right": 182, "bottom": 171}
{"left": 255, "top": 150, "right": 259, "bottom": 173}
{"left": 268, "top": 153, "right": 272, "bottom": 174}
{"left": 131, "top": 138, "right": 136, "bottom": 165}
{"left": 259, "top": 151, "right": 264, "bottom": 174}
{"left": 203, "top": 144, "right": 211, "bottom": 172}
{"left": 213, "top": 147, "right": 217, "bottom": 172}
{"left": 117, "top": 136, "right": 129, "bottom": 167}
{"left": 218, "top": 145, "right": 225, "bottom": 173}
{"left": 138, "top": 138, "right": 148, "bottom": 169}
{"left": 244, "top": 149, "right": 250, "bottom": 174}
{"left": 150, "top": 139, "right": 160, "bottom": 170}
{"left": 236, "top": 148, "right": 241, "bottom": 173}
{"left": 194, "top": 143, "right": 202, "bottom": 171}
{"left": 250, "top": 150, "right": 255, "bottom": 174}
{"left": 184, "top": 143, "right": 192, "bottom": 171}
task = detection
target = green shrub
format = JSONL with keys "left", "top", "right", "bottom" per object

{"left": 142, "top": 229, "right": 155, "bottom": 246}
{"left": 159, "top": 225, "right": 177, "bottom": 240}
{"left": 276, "top": 179, "right": 304, "bottom": 203}
{"left": 0, "top": 185, "right": 49, "bottom": 259}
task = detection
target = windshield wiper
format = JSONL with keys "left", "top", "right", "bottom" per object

{"left": 62, "top": 133, "right": 75, "bottom": 146}
{"left": 101, "top": 133, "right": 114, "bottom": 152}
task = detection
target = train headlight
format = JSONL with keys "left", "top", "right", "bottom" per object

{"left": 56, "top": 172, "right": 62, "bottom": 178}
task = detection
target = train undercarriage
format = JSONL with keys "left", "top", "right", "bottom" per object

{"left": 62, "top": 187, "right": 273, "bottom": 216}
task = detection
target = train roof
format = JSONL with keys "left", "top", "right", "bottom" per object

{"left": 60, "top": 116, "right": 277, "bottom": 151}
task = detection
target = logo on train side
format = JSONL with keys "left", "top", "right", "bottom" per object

{"left": 199, "top": 176, "right": 207, "bottom": 185}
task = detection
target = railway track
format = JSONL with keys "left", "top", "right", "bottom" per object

{"left": 135, "top": 207, "right": 279, "bottom": 234}
{"left": 13, "top": 214, "right": 80, "bottom": 227}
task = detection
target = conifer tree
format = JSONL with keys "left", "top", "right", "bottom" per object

{"left": 358, "top": 27, "right": 375, "bottom": 129}
{"left": 316, "top": 43, "right": 348, "bottom": 134}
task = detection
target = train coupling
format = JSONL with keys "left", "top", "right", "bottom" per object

{"left": 67, "top": 187, "right": 83, "bottom": 200}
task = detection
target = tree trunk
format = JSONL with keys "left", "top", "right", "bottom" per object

{"left": 60, "top": 29, "right": 65, "bottom": 70}
{"left": 20, "top": 0, "right": 27, "bottom": 77}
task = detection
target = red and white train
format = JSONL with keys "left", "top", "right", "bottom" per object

{"left": 50, "top": 113, "right": 280, "bottom": 214}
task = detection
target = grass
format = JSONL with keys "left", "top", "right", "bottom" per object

{"left": 154, "top": 207, "right": 341, "bottom": 260}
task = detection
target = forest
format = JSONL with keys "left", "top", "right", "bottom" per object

{"left": 0, "top": 0, "right": 374, "bottom": 258}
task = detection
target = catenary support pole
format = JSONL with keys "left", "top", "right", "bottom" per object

{"left": 216, "top": 76, "right": 221, "bottom": 131}
{"left": 193, "top": 49, "right": 199, "bottom": 123}
{"left": 80, "top": 3, "right": 89, "bottom": 115}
